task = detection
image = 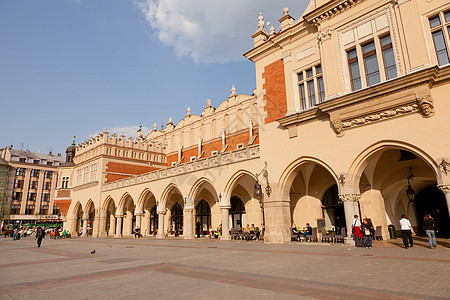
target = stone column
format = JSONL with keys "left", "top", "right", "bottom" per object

{"left": 108, "top": 214, "right": 116, "bottom": 236}
{"left": 135, "top": 212, "right": 142, "bottom": 229}
{"left": 114, "top": 215, "right": 123, "bottom": 238}
{"left": 96, "top": 216, "right": 106, "bottom": 238}
{"left": 157, "top": 211, "right": 166, "bottom": 239}
{"left": 263, "top": 198, "right": 292, "bottom": 243}
{"left": 339, "top": 194, "right": 361, "bottom": 245}
{"left": 220, "top": 205, "right": 231, "bottom": 240}
{"left": 437, "top": 185, "right": 450, "bottom": 217}
{"left": 144, "top": 213, "right": 151, "bottom": 236}
{"left": 81, "top": 218, "right": 88, "bottom": 237}
{"left": 184, "top": 208, "right": 194, "bottom": 239}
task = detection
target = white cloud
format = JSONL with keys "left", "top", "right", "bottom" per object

{"left": 88, "top": 125, "right": 152, "bottom": 140}
{"left": 138, "top": 0, "right": 309, "bottom": 63}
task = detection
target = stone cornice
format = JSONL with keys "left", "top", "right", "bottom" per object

{"left": 302, "top": 0, "right": 369, "bottom": 26}
{"left": 72, "top": 181, "right": 98, "bottom": 191}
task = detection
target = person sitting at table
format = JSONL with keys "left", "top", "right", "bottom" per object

{"left": 292, "top": 224, "right": 301, "bottom": 241}
{"left": 303, "top": 223, "right": 313, "bottom": 238}
{"left": 243, "top": 224, "right": 251, "bottom": 241}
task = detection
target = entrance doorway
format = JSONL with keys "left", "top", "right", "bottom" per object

{"left": 171, "top": 203, "right": 183, "bottom": 235}
{"left": 322, "top": 185, "right": 346, "bottom": 232}
{"left": 415, "top": 185, "right": 450, "bottom": 237}
{"left": 150, "top": 206, "right": 158, "bottom": 234}
{"left": 230, "top": 196, "right": 245, "bottom": 229}
{"left": 196, "top": 200, "right": 211, "bottom": 235}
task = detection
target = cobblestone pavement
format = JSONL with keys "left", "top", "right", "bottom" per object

{"left": 0, "top": 236, "right": 449, "bottom": 300}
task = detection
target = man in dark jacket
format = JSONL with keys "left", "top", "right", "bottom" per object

{"left": 36, "top": 228, "right": 45, "bottom": 247}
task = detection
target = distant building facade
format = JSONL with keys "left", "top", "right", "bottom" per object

{"left": 0, "top": 147, "right": 65, "bottom": 225}
{"left": 56, "top": 0, "right": 450, "bottom": 242}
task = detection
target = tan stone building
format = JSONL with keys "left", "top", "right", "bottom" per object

{"left": 56, "top": 0, "right": 450, "bottom": 243}
{"left": 0, "top": 147, "right": 65, "bottom": 225}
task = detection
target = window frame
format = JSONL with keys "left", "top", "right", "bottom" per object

{"left": 428, "top": 10, "right": 450, "bottom": 66}
{"left": 296, "top": 64, "right": 325, "bottom": 111}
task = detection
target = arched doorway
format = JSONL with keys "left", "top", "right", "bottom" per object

{"left": 149, "top": 205, "right": 158, "bottom": 235}
{"left": 73, "top": 203, "right": 83, "bottom": 236}
{"left": 230, "top": 196, "right": 245, "bottom": 229}
{"left": 354, "top": 147, "right": 441, "bottom": 239}
{"left": 121, "top": 195, "right": 135, "bottom": 237}
{"left": 415, "top": 185, "right": 450, "bottom": 237}
{"left": 88, "top": 205, "right": 95, "bottom": 236}
{"left": 322, "top": 185, "right": 346, "bottom": 232}
{"left": 171, "top": 203, "right": 183, "bottom": 235}
{"left": 104, "top": 198, "right": 116, "bottom": 236}
{"left": 196, "top": 200, "right": 211, "bottom": 235}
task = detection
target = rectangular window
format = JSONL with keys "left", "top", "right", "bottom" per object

{"left": 25, "top": 205, "right": 35, "bottom": 215}
{"left": 307, "top": 79, "right": 316, "bottom": 107}
{"left": 44, "top": 171, "right": 53, "bottom": 178}
{"left": 10, "top": 204, "right": 21, "bottom": 215}
{"left": 347, "top": 49, "right": 361, "bottom": 91}
{"left": 14, "top": 180, "right": 23, "bottom": 188}
{"left": 41, "top": 193, "right": 50, "bottom": 202}
{"left": 12, "top": 192, "right": 22, "bottom": 201}
{"left": 297, "top": 64, "right": 324, "bottom": 110}
{"left": 43, "top": 182, "right": 50, "bottom": 190}
{"left": 30, "top": 169, "right": 39, "bottom": 177}
{"left": 39, "top": 205, "right": 49, "bottom": 215}
{"left": 15, "top": 168, "right": 25, "bottom": 176}
{"left": 429, "top": 12, "right": 450, "bottom": 66}
{"left": 380, "top": 35, "right": 397, "bottom": 80}
{"left": 19, "top": 158, "right": 26, "bottom": 163}
{"left": 33, "top": 160, "right": 40, "bottom": 164}
{"left": 27, "top": 192, "right": 36, "bottom": 202}
{"left": 299, "top": 84, "right": 307, "bottom": 110}
{"left": 53, "top": 204, "right": 61, "bottom": 216}
{"left": 47, "top": 161, "right": 53, "bottom": 166}
{"left": 29, "top": 181, "right": 37, "bottom": 189}
{"left": 61, "top": 177, "right": 69, "bottom": 189}
{"left": 362, "top": 41, "right": 380, "bottom": 86}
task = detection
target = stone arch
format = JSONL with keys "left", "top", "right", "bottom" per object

{"left": 160, "top": 183, "right": 184, "bottom": 235}
{"left": 223, "top": 170, "right": 257, "bottom": 205}
{"left": 72, "top": 201, "right": 83, "bottom": 237}
{"left": 102, "top": 196, "right": 116, "bottom": 237}
{"left": 189, "top": 177, "right": 220, "bottom": 230}
{"left": 278, "top": 156, "right": 339, "bottom": 200}
{"left": 83, "top": 199, "right": 95, "bottom": 220}
{"left": 224, "top": 170, "right": 260, "bottom": 228}
{"left": 348, "top": 140, "right": 442, "bottom": 191}
{"left": 137, "top": 189, "right": 156, "bottom": 213}
{"left": 137, "top": 188, "right": 157, "bottom": 236}
{"left": 348, "top": 140, "right": 443, "bottom": 239}
{"left": 160, "top": 183, "right": 183, "bottom": 210}
{"left": 117, "top": 192, "right": 135, "bottom": 215}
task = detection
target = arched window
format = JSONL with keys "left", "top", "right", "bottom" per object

{"left": 230, "top": 196, "right": 245, "bottom": 229}
{"left": 171, "top": 203, "right": 183, "bottom": 235}
{"left": 196, "top": 200, "right": 211, "bottom": 235}
{"left": 237, "top": 109, "right": 243, "bottom": 130}
{"left": 211, "top": 119, "right": 216, "bottom": 139}
{"left": 150, "top": 206, "right": 158, "bottom": 234}
{"left": 223, "top": 114, "right": 229, "bottom": 131}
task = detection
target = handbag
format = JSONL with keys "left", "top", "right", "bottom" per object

{"left": 364, "top": 229, "right": 370, "bottom": 235}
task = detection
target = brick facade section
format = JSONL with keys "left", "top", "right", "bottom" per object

{"left": 166, "top": 130, "right": 260, "bottom": 167}
{"left": 105, "top": 162, "right": 158, "bottom": 183}
{"left": 54, "top": 200, "right": 71, "bottom": 216}
{"left": 262, "top": 59, "right": 287, "bottom": 124}
{"left": 56, "top": 189, "right": 71, "bottom": 198}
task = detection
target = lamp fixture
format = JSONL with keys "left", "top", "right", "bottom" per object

{"left": 406, "top": 166, "right": 415, "bottom": 204}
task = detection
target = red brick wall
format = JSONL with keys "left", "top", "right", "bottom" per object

{"left": 262, "top": 59, "right": 287, "bottom": 124}
{"left": 54, "top": 200, "right": 71, "bottom": 216}
{"left": 105, "top": 162, "right": 158, "bottom": 183}
{"left": 56, "top": 189, "right": 71, "bottom": 198}
{"left": 165, "top": 130, "right": 260, "bottom": 167}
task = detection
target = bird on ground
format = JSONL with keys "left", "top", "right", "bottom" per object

{"left": 91, "top": 250, "right": 96, "bottom": 254}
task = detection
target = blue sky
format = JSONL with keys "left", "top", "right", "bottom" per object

{"left": 0, "top": 0, "right": 308, "bottom": 155}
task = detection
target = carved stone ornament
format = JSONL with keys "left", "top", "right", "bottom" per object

{"left": 338, "top": 194, "right": 361, "bottom": 202}
{"left": 295, "top": 46, "right": 317, "bottom": 62}
{"left": 341, "top": 104, "right": 419, "bottom": 129}
{"left": 332, "top": 120, "right": 344, "bottom": 137}
{"left": 318, "top": 29, "right": 332, "bottom": 42}
{"left": 439, "top": 158, "right": 450, "bottom": 175}
{"left": 257, "top": 12, "right": 265, "bottom": 31}
{"left": 338, "top": 174, "right": 346, "bottom": 186}
{"left": 418, "top": 95, "right": 434, "bottom": 117}
{"left": 437, "top": 185, "right": 450, "bottom": 194}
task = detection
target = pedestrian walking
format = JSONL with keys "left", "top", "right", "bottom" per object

{"left": 361, "top": 218, "right": 374, "bottom": 249}
{"left": 196, "top": 221, "right": 201, "bottom": 238}
{"left": 36, "top": 228, "right": 46, "bottom": 247}
{"left": 423, "top": 214, "right": 437, "bottom": 249}
{"left": 399, "top": 215, "right": 414, "bottom": 249}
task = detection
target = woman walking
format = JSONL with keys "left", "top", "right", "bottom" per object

{"left": 361, "top": 218, "right": 374, "bottom": 249}
{"left": 423, "top": 214, "right": 437, "bottom": 249}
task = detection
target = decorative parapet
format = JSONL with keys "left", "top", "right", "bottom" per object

{"left": 303, "top": 0, "right": 367, "bottom": 26}
{"left": 102, "top": 145, "right": 260, "bottom": 192}
{"left": 72, "top": 181, "right": 99, "bottom": 191}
